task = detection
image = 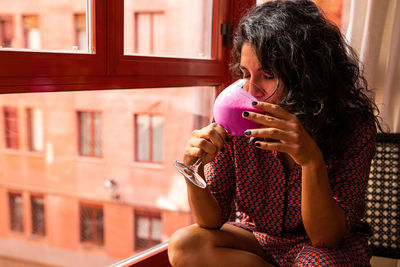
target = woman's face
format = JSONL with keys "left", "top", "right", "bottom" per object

{"left": 240, "top": 42, "right": 284, "bottom": 103}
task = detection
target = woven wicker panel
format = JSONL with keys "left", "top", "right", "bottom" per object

{"left": 365, "top": 133, "right": 400, "bottom": 259}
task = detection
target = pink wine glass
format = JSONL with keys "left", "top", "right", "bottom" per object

{"left": 173, "top": 78, "right": 280, "bottom": 188}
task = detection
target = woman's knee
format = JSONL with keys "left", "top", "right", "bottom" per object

{"left": 168, "top": 225, "right": 212, "bottom": 266}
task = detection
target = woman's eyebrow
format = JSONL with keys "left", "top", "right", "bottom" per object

{"left": 239, "top": 65, "right": 268, "bottom": 71}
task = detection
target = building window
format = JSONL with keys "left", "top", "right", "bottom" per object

{"left": 3, "top": 106, "right": 19, "bottom": 149}
{"left": 135, "top": 114, "right": 163, "bottom": 162}
{"left": 0, "top": 15, "right": 13, "bottom": 48}
{"left": 23, "top": 15, "right": 41, "bottom": 49}
{"left": 78, "top": 111, "right": 102, "bottom": 157}
{"left": 26, "top": 108, "right": 44, "bottom": 152}
{"left": 74, "top": 14, "right": 87, "bottom": 51}
{"left": 80, "top": 205, "right": 104, "bottom": 245}
{"left": 31, "top": 196, "right": 45, "bottom": 236}
{"left": 135, "top": 211, "right": 162, "bottom": 251}
{"left": 9, "top": 193, "right": 24, "bottom": 232}
{"left": 134, "top": 11, "right": 165, "bottom": 54}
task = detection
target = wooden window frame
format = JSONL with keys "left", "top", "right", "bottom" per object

{"left": 0, "top": 0, "right": 235, "bottom": 94}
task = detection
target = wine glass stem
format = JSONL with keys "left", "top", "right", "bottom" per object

{"left": 192, "top": 157, "right": 202, "bottom": 172}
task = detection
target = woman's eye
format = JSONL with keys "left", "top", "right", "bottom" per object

{"left": 263, "top": 72, "right": 275, "bottom": 80}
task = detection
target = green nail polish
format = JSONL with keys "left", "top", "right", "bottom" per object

{"left": 244, "top": 130, "right": 251, "bottom": 136}
{"left": 243, "top": 111, "right": 249, "bottom": 117}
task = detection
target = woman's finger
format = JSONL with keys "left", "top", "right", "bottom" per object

{"left": 251, "top": 101, "right": 295, "bottom": 121}
{"left": 188, "top": 137, "right": 218, "bottom": 155}
{"left": 242, "top": 111, "right": 294, "bottom": 131}
{"left": 245, "top": 127, "right": 297, "bottom": 143}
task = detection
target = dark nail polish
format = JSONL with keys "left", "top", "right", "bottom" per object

{"left": 255, "top": 142, "right": 261, "bottom": 147}
{"left": 242, "top": 111, "right": 249, "bottom": 117}
{"left": 244, "top": 130, "right": 251, "bottom": 136}
{"left": 252, "top": 101, "right": 258, "bottom": 106}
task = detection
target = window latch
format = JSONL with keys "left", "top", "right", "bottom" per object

{"left": 221, "top": 24, "right": 231, "bottom": 46}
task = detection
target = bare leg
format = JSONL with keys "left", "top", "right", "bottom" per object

{"left": 168, "top": 223, "right": 275, "bottom": 267}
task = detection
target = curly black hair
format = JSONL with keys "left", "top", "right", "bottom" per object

{"left": 230, "top": 0, "right": 381, "bottom": 157}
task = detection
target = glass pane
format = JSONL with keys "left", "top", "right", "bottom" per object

{"left": 0, "top": 86, "right": 214, "bottom": 265}
{"left": 28, "top": 108, "right": 44, "bottom": 151}
{"left": 152, "top": 116, "right": 164, "bottom": 162}
{"left": 124, "top": 0, "right": 214, "bottom": 58}
{"left": 0, "top": 0, "right": 92, "bottom": 53}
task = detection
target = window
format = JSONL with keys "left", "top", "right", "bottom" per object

{"left": 23, "top": 15, "right": 41, "bottom": 49}
{"left": 0, "top": 15, "right": 13, "bottom": 48}
{"left": 78, "top": 111, "right": 102, "bottom": 157}
{"left": 80, "top": 204, "right": 104, "bottom": 245}
{"left": 31, "top": 196, "right": 45, "bottom": 236}
{"left": 135, "top": 114, "right": 163, "bottom": 162}
{"left": 26, "top": 108, "right": 44, "bottom": 152}
{"left": 135, "top": 211, "right": 162, "bottom": 250}
{"left": 74, "top": 14, "right": 87, "bottom": 51}
{"left": 134, "top": 12, "right": 165, "bottom": 54}
{"left": 3, "top": 106, "right": 19, "bottom": 149}
{"left": 9, "top": 193, "right": 23, "bottom": 232}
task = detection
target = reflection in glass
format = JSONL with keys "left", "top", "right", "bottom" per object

{"left": 124, "top": 0, "right": 213, "bottom": 58}
{"left": 0, "top": 87, "right": 214, "bottom": 266}
{"left": 0, "top": 0, "right": 91, "bottom": 52}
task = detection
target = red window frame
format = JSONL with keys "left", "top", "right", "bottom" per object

{"left": 0, "top": 0, "right": 237, "bottom": 94}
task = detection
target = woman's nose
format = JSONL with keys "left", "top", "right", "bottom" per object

{"left": 244, "top": 80, "right": 263, "bottom": 99}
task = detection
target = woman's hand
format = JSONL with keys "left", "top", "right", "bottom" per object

{"left": 183, "top": 122, "right": 228, "bottom": 166}
{"left": 243, "top": 101, "right": 322, "bottom": 166}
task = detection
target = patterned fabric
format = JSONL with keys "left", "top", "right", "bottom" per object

{"left": 204, "top": 117, "right": 376, "bottom": 266}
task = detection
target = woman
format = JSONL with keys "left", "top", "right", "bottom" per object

{"left": 168, "top": 0, "right": 380, "bottom": 266}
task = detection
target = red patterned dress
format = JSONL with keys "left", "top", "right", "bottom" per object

{"left": 204, "top": 117, "right": 376, "bottom": 266}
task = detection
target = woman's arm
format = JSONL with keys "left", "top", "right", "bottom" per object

{"left": 181, "top": 123, "right": 228, "bottom": 229}
{"left": 243, "top": 101, "right": 347, "bottom": 248}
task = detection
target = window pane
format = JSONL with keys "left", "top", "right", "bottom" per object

{"left": 0, "top": 86, "right": 214, "bottom": 265}
{"left": 152, "top": 116, "right": 164, "bottom": 162}
{"left": 124, "top": 0, "right": 213, "bottom": 58}
{"left": 27, "top": 108, "right": 44, "bottom": 151}
{"left": 9, "top": 193, "right": 23, "bottom": 232}
{"left": 31, "top": 196, "right": 46, "bottom": 236}
{"left": 0, "top": 0, "right": 92, "bottom": 53}
{"left": 3, "top": 107, "right": 19, "bottom": 149}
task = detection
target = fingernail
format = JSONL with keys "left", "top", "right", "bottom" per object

{"left": 242, "top": 111, "right": 249, "bottom": 117}
{"left": 255, "top": 142, "right": 261, "bottom": 147}
{"left": 244, "top": 130, "right": 251, "bottom": 136}
{"left": 252, "top": 101, "right": 258, "bottom": 106}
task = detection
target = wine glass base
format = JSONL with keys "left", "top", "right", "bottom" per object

{"left": 173, "top": 160, "right": 207, "bottom": 188}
